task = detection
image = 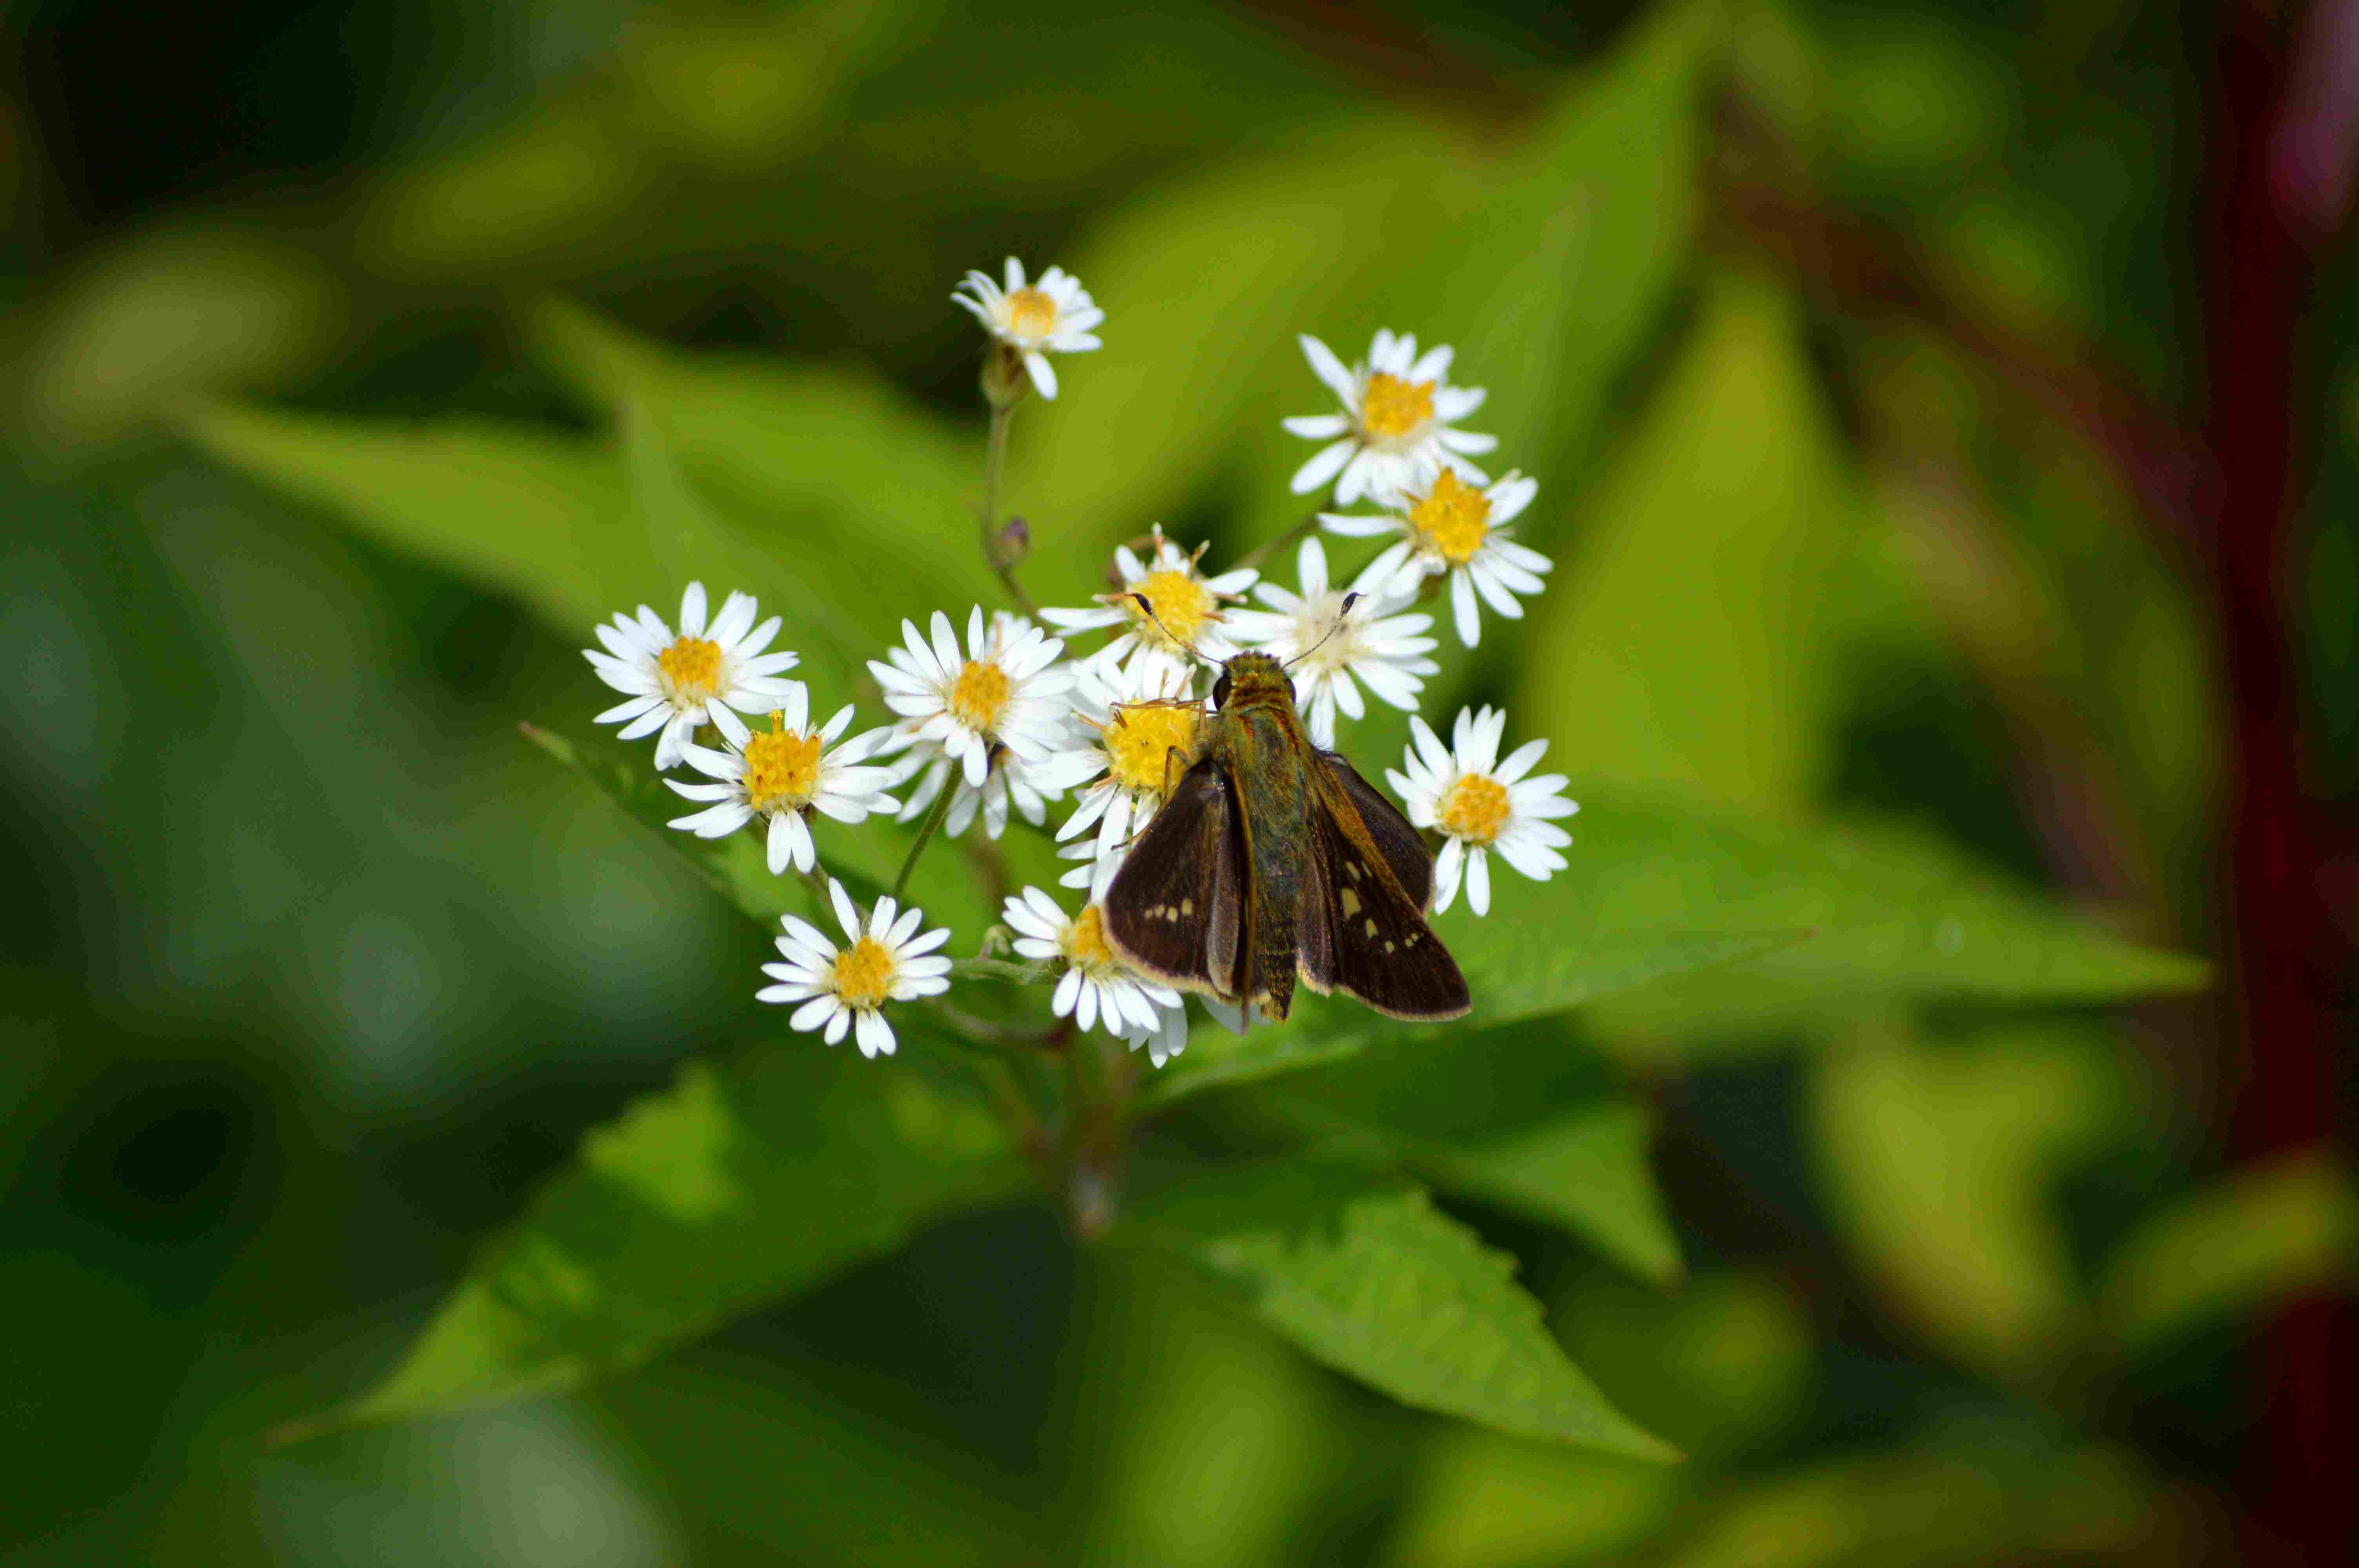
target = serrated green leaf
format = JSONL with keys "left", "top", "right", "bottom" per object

{"left": 1261, "top": 1017, "right": 1681, "bottom": 1285}
{"left": 294, "top": 1045, "right": 1024, "bottom": 1434}
{"left": 1123, "top": 1158, "right": 1677, "bottom": 1460}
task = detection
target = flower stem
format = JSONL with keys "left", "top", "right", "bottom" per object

{"left": 978, "top": 404, "right": 1039, "bottom": 618}
{"left": 891, "top": 771, "right": 959, "bottom": 902}
{"left": 1231, "top": 509, "right": 1325, "bottom": 575}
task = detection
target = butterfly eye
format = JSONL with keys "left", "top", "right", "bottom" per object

{"left": 1212, "top": 672, "right": 1232, "bottom": 709}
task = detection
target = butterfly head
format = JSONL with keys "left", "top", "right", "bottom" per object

{"left": 1212, "top": 650, "right": 1290, "bottom": 712}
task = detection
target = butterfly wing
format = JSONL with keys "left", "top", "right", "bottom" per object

{"left": 1105, "top": 758, "right": 1245, "bottom": 998}
{"left": 1321, "top": 752, "right": 1434, "bottom": 911}
{"left": 1297, "top": 768, "right": 1470, "bottom": 1020}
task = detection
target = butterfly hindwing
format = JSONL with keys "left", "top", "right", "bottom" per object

{"left": 1297, "top": 769, "right": 1470, "bottom": 1020}
{"left": 1105, "top": 758, "right": 1245, "bottom": 998}
{"left": 1321, "top": 752, "right": 1434, "bottom": 911}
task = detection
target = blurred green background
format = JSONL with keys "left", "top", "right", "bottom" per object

{"left": 4, "top": 0, "right": 2355, "bottom": 1563}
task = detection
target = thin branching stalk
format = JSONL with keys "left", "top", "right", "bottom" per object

{"left": 978, "top": 403, "right": 1039, "bottom": 617}
{"left": 892, "top": 774, "right": 959, "bottom": 901}
{"left": 1230, "top": 509, "right": 1326, "bottom": 574}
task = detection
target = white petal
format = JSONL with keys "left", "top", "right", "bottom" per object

{"left": 1299, "top": 334, "right": 1358, "bottom": 404}
{"left": 1289, "top": 439, "right": 1356, "bottom": 495}
{"left": 1025, "top": 350, "right": 1059, "bottom": 400}
{"left": 1467, "top": 848, "right": 1492, "bottom": 915}
{"left": 1433, "top": 838, "right": 1465, "bottom": 913}
{"left": 1283, "top": 413, "right": 1350, "bottom": 439}
{"left": 707, "top": 702, "right": 753, "bottom": 748}
{"left": 678, "top": 581, "right": 709, "bottom": 637}
{"left": 1451, "top": 570, "right": 1482, "bottom": 647}
{"left": 1495, "top": 737, "right": 1550, "bottom": 786}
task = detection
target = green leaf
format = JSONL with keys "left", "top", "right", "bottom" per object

{"left": 1154, "top": 788, "right": 2200, "bottom": 1103}
{"left": 1806, "top": 1021, "right": 2135, "bottom": 1383}
{"left": 597, "top": 1352, "right": 1050, "bottom": 1567}
{"left": 1520, "top": 267, "right": 1857, "bottom": 818}
{"left": 1387, "top": 1100, "right": 1677, "bottom": 1288}
{"left": 1441, "top": 0, "right": 1727, "bottom": 486}
{"left": 1123, "top": 1158, "right": 1678, "bottom": 1460}
{"left": 188, "top": 305, "right": 1005, "bottom": 686}
{"left": 1263, "top": 1018, "right": 1682, "bottom": 1285}
{"left": 526, "top": 299, "right": 1002, "bottom": 654}
{"left": 2096, "top": 1146, "right": 2359, "bottom": 1355}
{"left": 185, "top": 402, "right": 644, "bottom": 637}
{"left": 294, "top": 1046, "right": 1025, "bottom": 1433}
{"left": 1585, "top": 800, "right": 2208, "bottom": 1050}
{"left": 997, "top": 118, "right": 1488, "bottom": 591}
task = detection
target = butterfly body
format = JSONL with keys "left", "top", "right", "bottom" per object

{"left": 1105, "top": 650, "right": 1470, "bottom": 1023}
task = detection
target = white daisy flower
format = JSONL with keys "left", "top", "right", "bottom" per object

{"left": 1325, "top": 467, "right": 1550, "bottom": 648}
{"left": 585, "top": 582, "right": 801, "bottom": 770}
{"left": 663, "top": 684, "right": 900, "bottom": 874}
{"left": 868, "top": 606, "right": 1073, "bottom": 791}
{"left": 1224, "top": 537, "right": 1438, "bottom": 749}
{"left": 1387, "top": 706, "right": 1578, "bottom": 917}
{"left": 1001, "top": 887, "right": 1183, "bottom": 1051}
{"left": 1032, "top": 659, "right": 1203, "bottom": 889}
{"left": 1284, "top": 329, "right": 1496, "bottom": 505}
{"left": 1040, "top": 525, "right": 1256, "bottom": 690}
{"left": 756, "top": 880, "right": 953, "bottom": 1059}
{"left": 952, "top": 257, "right": 1104, "bottom": 400}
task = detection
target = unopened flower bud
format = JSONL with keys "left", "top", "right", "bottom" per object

{"left": 980, "top": 343, "right": 1032, "bottom": 410}
{"left": 998, "top": 515, "right": 1031, "bottom": 565}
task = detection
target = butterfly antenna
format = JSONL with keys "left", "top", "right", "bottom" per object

{"left": 1129, "top": 594, "right": 1224, "bottom": 671}
{"left": 1283, "top": 592, "right": 1362, "bottom": 670}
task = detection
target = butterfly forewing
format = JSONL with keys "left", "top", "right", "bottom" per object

{"left": 1103, "top": 759, "right": 1244, "bottom": 997}
{"left": 1296, "top": 769, "right": 1470, "bottom": 1020}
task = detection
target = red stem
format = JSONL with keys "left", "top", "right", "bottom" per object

{"left": 2205, "top": 4, "right": 2357, "bottom": 1561}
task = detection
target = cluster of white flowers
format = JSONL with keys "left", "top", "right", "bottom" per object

{"left": 578, "top": 258, "right": 1579, "bottom": 1062}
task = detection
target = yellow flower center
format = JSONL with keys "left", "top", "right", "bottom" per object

{"left": 831, "top": 936, "right": 897, "bottom": 1009}
{"left": 1062, "top": 904, "right": 1119, "bottom": 975}
{"left": 742, "top": 716, "right": 823, "bottom": 812}
{"left": 1360, "top": 372, "right": 1435, "bottom": 440}
{"left": 1437, "top": 773, "right": 1511, "bottom": 844}
{"left": 1103, "top": 702, "right": 1202, "bottom": 795}
{"left": 1005, "top": 287, "right": 1059, "bottom": 338}
{"left": 949, "top": 659, "right": 1011, "bottom": 733}
{"left": 1408, "top": 470, "right": 1492, "bottom": 566}
{"left": 657, "top": 635, "right": 723, "bottom": 701}
{"left": 1125, "top": 569, "right": 1216, "bottom": 649}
